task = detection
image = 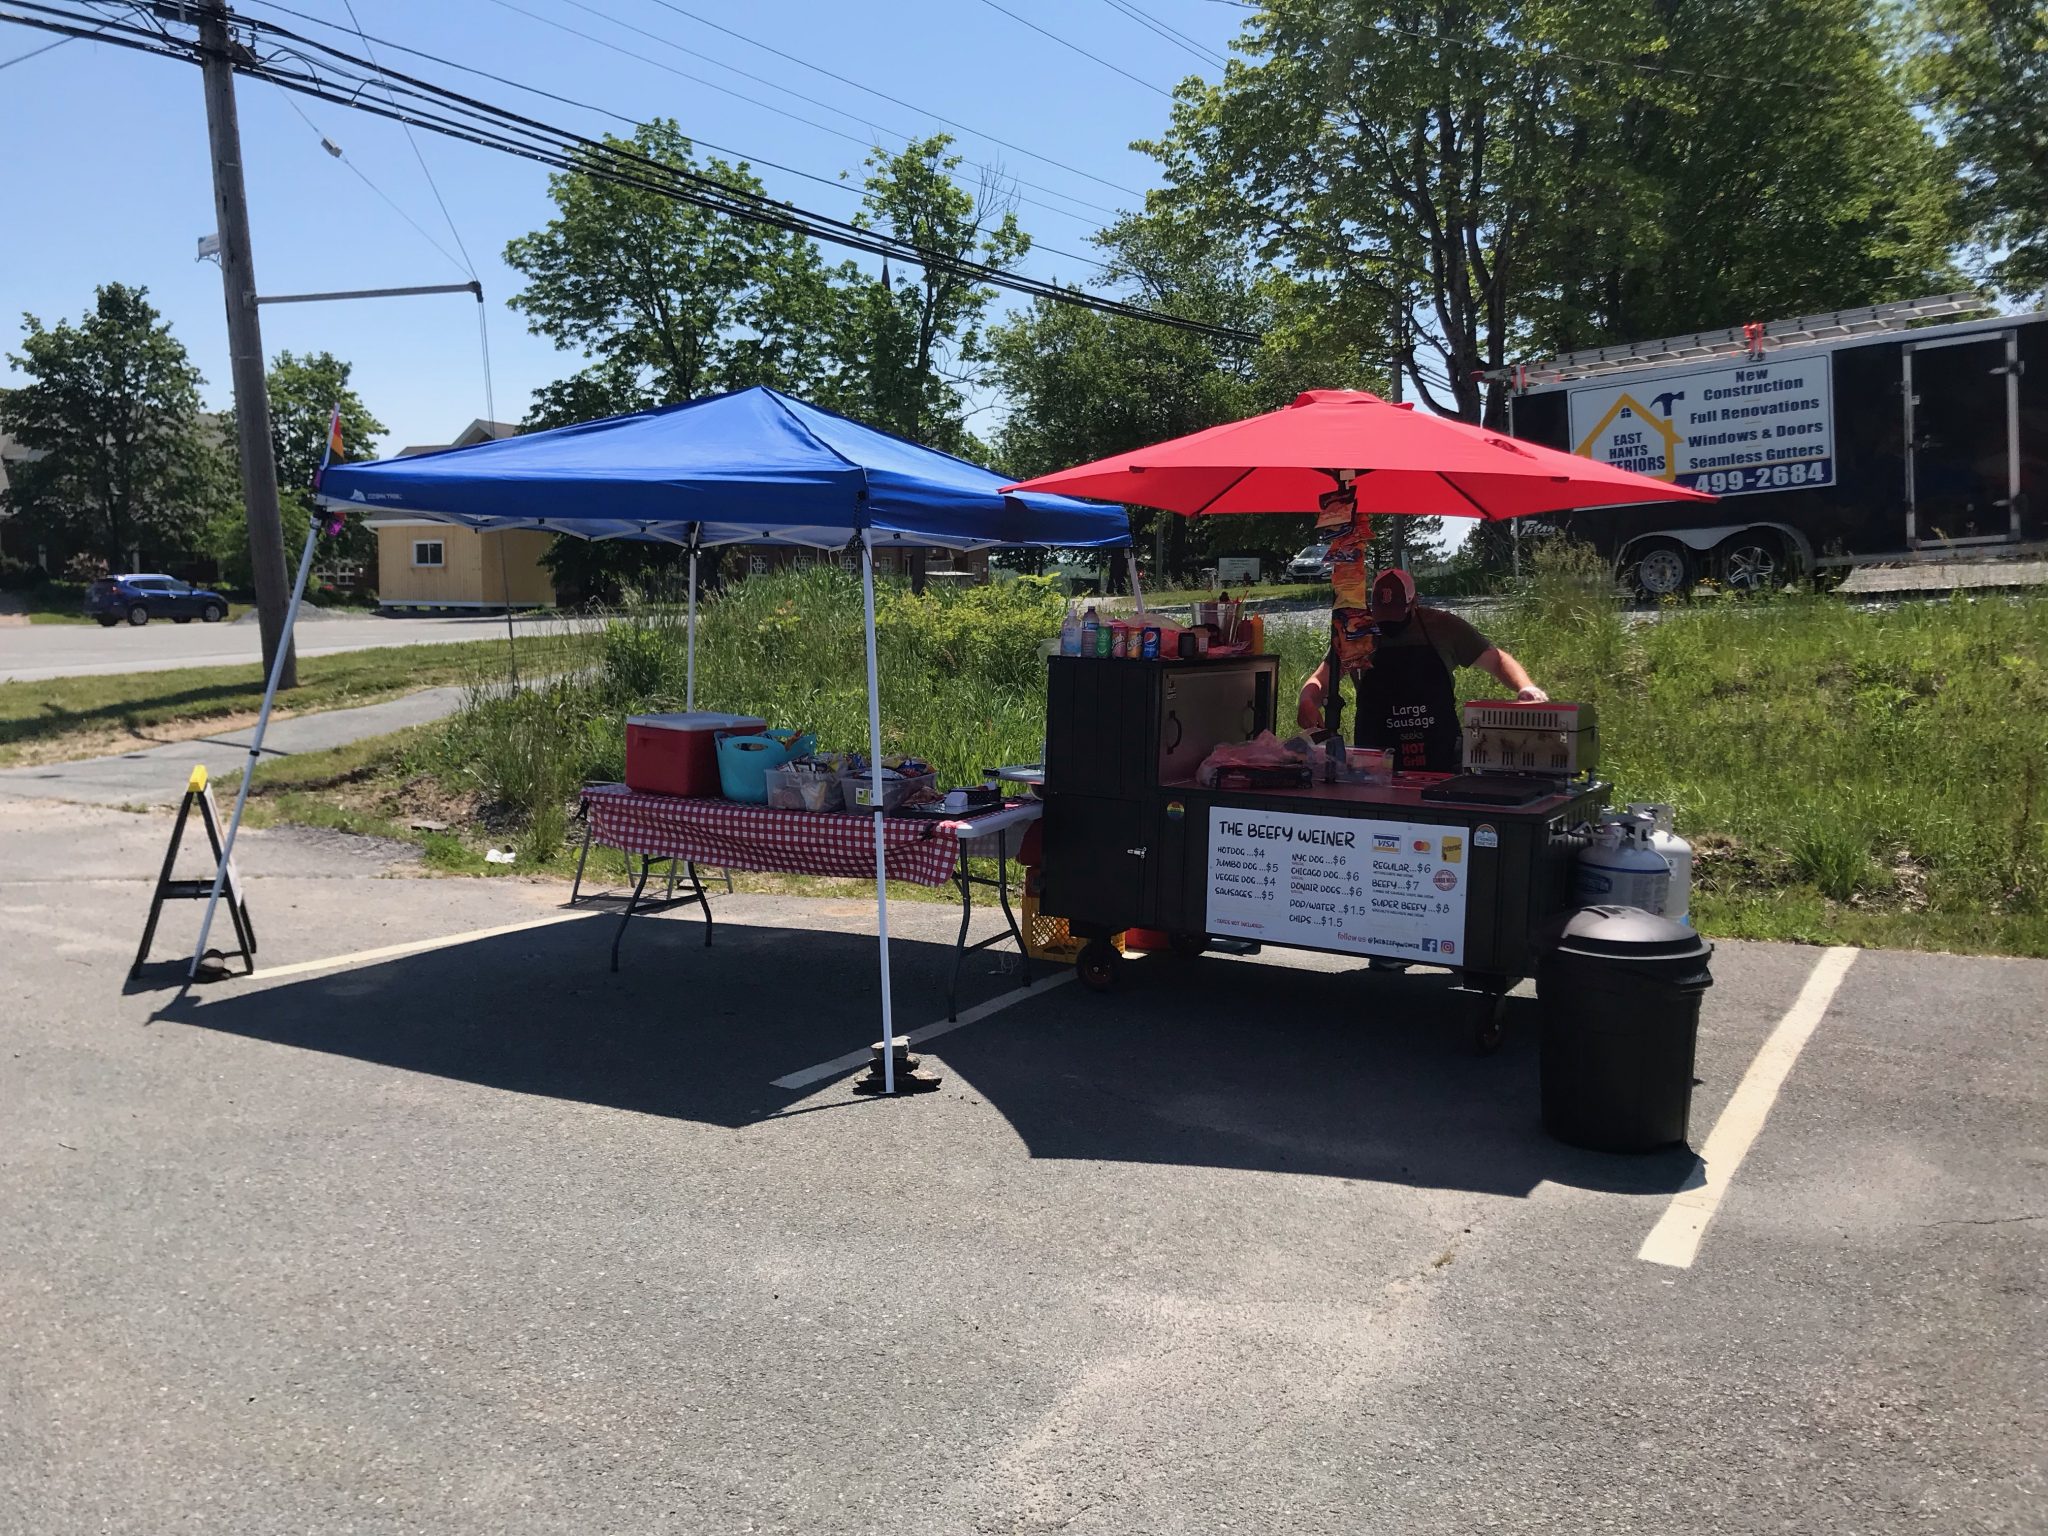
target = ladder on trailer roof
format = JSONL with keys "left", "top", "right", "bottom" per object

{"left": 1489, "top": 292, "right": 1990, "bottom": 388}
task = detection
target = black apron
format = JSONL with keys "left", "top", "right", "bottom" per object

{"left": 1344, "top": 613, "right": 1463, "bottom": 773}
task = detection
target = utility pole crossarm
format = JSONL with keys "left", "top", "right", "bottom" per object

{"left": 257, "top": 281, "right": 482, "bottom": 306}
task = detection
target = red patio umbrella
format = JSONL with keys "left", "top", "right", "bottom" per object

{"left": 1002, "top": 389, "right": 1715, "bottom": 520}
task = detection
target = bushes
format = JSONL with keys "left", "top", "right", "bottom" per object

{"left": 0, "top": 556, "right": 43, "bottom": 590}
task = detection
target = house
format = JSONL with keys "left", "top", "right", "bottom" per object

{"left": 367, "top": 420, "right": 556, "bottom": 612}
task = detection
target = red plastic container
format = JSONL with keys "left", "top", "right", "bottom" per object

{"left": 625, "top": 712, "right": 764, "bottom": 797}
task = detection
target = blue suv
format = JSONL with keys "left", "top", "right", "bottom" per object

{"left": 85, "top": 574, "right": 230, "bottom": 627}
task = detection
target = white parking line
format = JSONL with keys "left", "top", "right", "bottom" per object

{"left": 227, "top": 912, "right": 594, "bottom": 984}
{"left": 772, "top": 970, "right": 1075, "bottom": 1090}
{"left": 1638, "top": 945, "right": 1859, "bottom": 1269}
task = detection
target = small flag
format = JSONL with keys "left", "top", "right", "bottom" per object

{"left": 315, "top": 405, "right": 346, "bottom": 534}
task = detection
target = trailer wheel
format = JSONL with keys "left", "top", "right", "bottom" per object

{"left": 1076, "top": 940, "right": 1121, "bottom": 993}
{"left": 1717, "top": 532, "right": 1784, "bottom": 593}
{"left": 1628, "top": 540, "right": 1695, "bottom": 599}
{"left": 1167, "top": 931, "right": 1210, "bottom": 958}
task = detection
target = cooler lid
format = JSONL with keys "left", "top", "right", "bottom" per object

{"left": 1551, "top": 904, "right": 1711, "bottom": 960}
{"left": 627, "top": 712, "right": 766, "bottom": 731}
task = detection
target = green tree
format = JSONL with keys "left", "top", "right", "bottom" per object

{"left": 1916, "top": 0, "right": 2048, "bottom": 299}
{"left": 990, "top": 211, "right": 1404, "bottom": 582}
{"left": 1527, "top": 0, "right": 1961, "bottom": 350}
{"left": 505, "top": 119, "right": 841, "bottom": 420}
{"left": 1141, "top": 0, "right": 1957, "bottom": 435}
{"left": 0, "top": 283, "right": 226, "bottom": 567}
{"left": 831, "top": 135, "right": 1031, "bottom": 452}
{"left": 209, "top": 351, "right": 385, "bottom": 589}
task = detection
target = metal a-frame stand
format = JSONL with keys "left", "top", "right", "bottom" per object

{"left": 132, "top": 765, "right": 256, "bottom": 980}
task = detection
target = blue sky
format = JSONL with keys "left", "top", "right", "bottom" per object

{"left": 0, "top": 0, "right": 1244, "bottom": 456}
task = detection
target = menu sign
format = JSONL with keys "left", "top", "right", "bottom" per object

{"left": 1206, "top": 807, "right": 1468, "bottom": 960}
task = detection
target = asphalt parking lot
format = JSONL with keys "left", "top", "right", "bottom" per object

{"left": 2, "top": 801, "right": 2041, "bottom": 1534}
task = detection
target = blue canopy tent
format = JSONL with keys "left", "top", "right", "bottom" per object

{"left": 193, "top": 387, "right": 1132, "bottom": 1094}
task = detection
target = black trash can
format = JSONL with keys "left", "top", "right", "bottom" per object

{"left": 1537, "top": 905, "right": 1714, "bottom": 1152}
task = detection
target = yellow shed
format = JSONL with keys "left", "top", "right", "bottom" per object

{"left": 371, "top": 522, "right": 556, "bottom": 611}
{"left": 368, "top": 419, "right": 556, "bottom": 612}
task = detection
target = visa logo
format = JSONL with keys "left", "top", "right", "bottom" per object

{"left": 1373, "top": 834, "right": 1400, "bottom": 850}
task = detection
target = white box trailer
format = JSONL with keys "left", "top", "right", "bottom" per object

{"left": 1500, "top": 295, "right": 2046, "bottom": 595}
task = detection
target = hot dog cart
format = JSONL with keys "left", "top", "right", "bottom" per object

{"left": 1038, "top": 654, "right": 1608, "bottom": 1049}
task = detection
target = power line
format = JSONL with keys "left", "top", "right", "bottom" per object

{"left": 5, "top": 2, "right": 1252, "bottom": 341}
{"left": 0, "top": 26, "right": 68, "bottom": 64}
{"left": 480, "top": 0, "right": 1128, "bottom": 227}
{"left": 636, "top": 0, "right": 1148, "bottom": 202}
{"left": 233, "top": 0, "right": 1121, "bottom": 276}
{"left": 269, "top": 82, "right": 471, "bottom": 276}
{"left": 336, "top": 0, "right": 477, "bottom": 279}
{"left": 1, "top": 2, "right": 1232, "bottom": 337}
{"left": 0, "top": 3, "right": 110, "bottom": 67}
{"left": 1098, "top": 0, "right": 1229, "bottom": 72}
{"left": 976, "top": 0, "right": 1174, "bottom": 97}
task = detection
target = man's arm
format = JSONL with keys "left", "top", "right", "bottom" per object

{"left": 1297, "top": 656, "right": 1333, "bottom": 729}
{"left": 1475, "top": 645, "right": 1548, "bottom": 703}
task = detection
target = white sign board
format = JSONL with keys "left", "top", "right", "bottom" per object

{"left": 1205, "top": 807, "right": 1468, "bottom": 961}
{"left": 1216, "top": 556, "right": 1261, "bottom": 587}
{"left": 1567, "top": 355, "right": 1834, "bottom": 496}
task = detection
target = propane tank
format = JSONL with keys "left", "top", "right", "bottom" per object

{"left": 1626, "top": 802, "right": 1694, "bottom": 926}
{"left": 1574, "top": 812, "right": 1673, "bottom": 914}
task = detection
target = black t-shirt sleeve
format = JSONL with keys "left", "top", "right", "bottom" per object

{"left": 1424, "top": 608, "right": 1491, "bottom": 670}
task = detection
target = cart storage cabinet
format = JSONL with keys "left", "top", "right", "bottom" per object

{"left": 1040, "top": 653, "right": 1607, "bottom": 984}
{"left": 1041, "top": 654, "right": 1278, "bottom": 929}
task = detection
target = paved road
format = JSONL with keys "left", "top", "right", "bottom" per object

{"left": 0, "top": 611, "right": 584, "bottom": 684}
{"left": 1, "top": 801, "right": 2039, "bottom": 1533}
{"left": 0, "top": 686, "right": 468, "bottom": 807}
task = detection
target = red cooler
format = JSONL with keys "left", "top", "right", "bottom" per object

{"left": 625, "top": 712, "right": 765, "bottom": 797}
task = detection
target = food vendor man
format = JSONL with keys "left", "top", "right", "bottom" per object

{"left": 1295, "top": 566, "right": 1548, "bottom": 773}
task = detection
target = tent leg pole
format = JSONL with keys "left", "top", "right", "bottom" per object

{"left": 863, "top": 532, "right": 895, "bottom": 1096}
{"left": 685, "top": 541, "right": 698, "bottom": 713}
{"left": 190, "top": 518, "right": 320, "bottom": 978}
{"left": 1127, "top": 550, "right": 1145, "bottom": 613}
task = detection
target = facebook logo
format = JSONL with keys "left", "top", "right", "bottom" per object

{"left": 1420, "top": 938, "right": 1439, "bottom": 953}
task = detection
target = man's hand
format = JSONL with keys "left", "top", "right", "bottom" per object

{"left": 1297, "top": 684, "right": 1326, "bottom": 730}
{"left": 1517, "top": 684, "right": 1549, "bottom": 703}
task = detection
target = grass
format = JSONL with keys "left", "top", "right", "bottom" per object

{"left": 217, "top": 559, "right": 2048, "bottom": 958}
{"left": 0, "top": 638, "right": 548, "bottom": 768}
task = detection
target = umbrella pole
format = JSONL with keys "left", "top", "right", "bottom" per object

{"left": 685, "top": 539, "right": 698, "bottom": 712}
{"left": 188, "top": 517, "right": 321, "bottom": 978}
{"left": 861, "top": 532, "right": 896, "bottom": 1095}
{"left": 1126, "top": 549, "right": 1145, "bottom": 613}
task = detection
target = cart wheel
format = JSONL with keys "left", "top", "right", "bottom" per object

{"left": 1472, "top": 992, "right": 1509, "bottom": 1055}
{"left": 1076, "top": 940, "right": 1121, "bottom": 994}
{"left": 1167, "top": 931, "right": 1210, "bottom": 959}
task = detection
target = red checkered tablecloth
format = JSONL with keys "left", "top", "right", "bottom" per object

{"left": 582, "top": 784, "right": 959, "bottom": 886}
